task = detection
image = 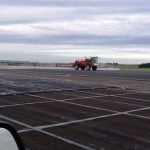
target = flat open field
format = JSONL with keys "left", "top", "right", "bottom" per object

{"left": 0, "top": 69, "right": 150, "bottom": 150}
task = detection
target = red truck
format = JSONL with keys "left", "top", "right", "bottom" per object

{"left": 73, "top": 57, "right": 98, "bottom": 71}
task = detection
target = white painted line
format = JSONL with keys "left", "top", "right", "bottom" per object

{"left": 37, "top": 113, "right": 120, "bottom": 129}
{"left": 19, "top": 112, "right": 120, "bottom": 133}
{"left": 38, "top": 129, "right": 96, "bottom": 150}
{"left": 60, "top": 73, "right": 150, "bottom": 82}
{"left": 90, "top": 97, "right": 146, "bottom": 107}
{"left": 26, "top": 93, "right": 56, "bottom": 100}
{"left": 26, "top": 94, "right": 122, "bottom": 113}
{"left": 64, "top": 90, "right": 144, "bottom": 108}
{"left": 59, "top": 92, "right": 83, "bottom": 98}
{"left": 127, "top": 113, "right": 150, "bottom": 120}
{"left": 18, "top": 106, "right": 150, "bottom": 134}
{"left": 74, "top": 90, "right": 148, "bottom": 107}
{"left": 63, "top": 101, "right": 117, "bottom": 113}
{"left": 32, "top": 90, "right": 142, "bottom": 107}
{"left": 1, "top": 88, "right": 150, "bottom": 126}
{"left": 18, "top": 128, "right": 34, "bottom": 133}
{"left": 0, "top": 100, "right": 54, "bottom": 108}
{"left": 125, "top": 106, "right": 150, "bottom": 114}
{"left": 112, "top": 95, "right": 150, "bottom": 102}
{"left": 0, "top": 93, "right": 113, "bottom": 109}
{"left": 65, "top": 89, "right": 144, "bottom": 107}
{"left": 17, "top": 114, "right": 150, "bottom": 146}
{"left": 27, "top": 90, "right": 134, "bottom": 103}
{"left": 0, "top": 88, "right": 145, "bottom": 111}
{"left": 76, "top": 89, "right": 133, "bottom": 97}
{"left": 0, "top": 115, "right": 32, "bottom": 128}
{"left": 0, "top": 115, "right": 96, "bottom": 150}
{"left": 25, "top": 92, "right": 144, "bottom": 112}
{"left": 24, "top": 94, "right": 119, "bottom": 114}
{"left": 1, "top": 69, "right": 149, "bottom": 82}
{"left": 27, "top": 93, "right": 108, "bottom": 102}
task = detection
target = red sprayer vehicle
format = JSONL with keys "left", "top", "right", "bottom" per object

{"left": 73, "top": 57, "right": 98, "bottom": 71}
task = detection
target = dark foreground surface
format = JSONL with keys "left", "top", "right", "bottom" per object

{"left": 0, "top": 69, "right": 150, "bottom": 150}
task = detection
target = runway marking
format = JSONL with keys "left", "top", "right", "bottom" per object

{"left": 124, "top": 106, "right": 150, "bottom": 114}
{"left": 55, "top": 73, "right": 150, "bottom": 82}
{"left": 0, "top": 94, "right": 118, "bottom": 114}
{"left": 26, "top": 93, "right": 110, "bottom": 102}
{"left": 0, "top": 100, "right": 54, "bottom": 108}
{"left": 0, "top": 115, "right": 95, "bottom": 150}
{"left": 0, "top": 115, "right": 32, "bottom": 128}
{"left": 0, "top": 73, "right": 62, "bottom": 81}
{"left": 18, "top": 106, "right": 150, "bottom": 134}
{"left": 19, "top": 113, "right": 120, "bottom": 133}
{"left": 74, "top": 90, "right": 150, "bottom": 106}
{"left": 37, "top": 129, "right": 96, "bottom": 150}
{"left": 111, "top": 95, "right": 150, "bottom": 102}
{"left": 91, "top": 98, "right": 146, "bottom": 107}
{"left": 58, "top": 92, "right": 84, "bottom": 98}
{"left": 75, "top": 89, "right": 134, "bottom": 97}
{"left": 28, "top": 89, "right": 144, "bottom": 107}
{"left": 1, "top": 94, "right": 150, "bottom": 147}
{"left": 0, "top": 89, "right": 143, "bottom": 109}
{"left": 62, "top": 101, "right": 117, "bottom": 113}
{"left": 127, "top": 113, "right": 150, "bottom": 120}
{"left": 0, "top": 71, "right": 150, "bottom": 148}
{"left": 1, "top": 70, "right": 149, "bottom": 81}
{"left": 27, "top": 90, "right": 135, "bottom": 102}
{"left": 27, "top": 92, "right": 144, "bottom": 109}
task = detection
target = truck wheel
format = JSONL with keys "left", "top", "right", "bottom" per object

{"left": 85, "top": 65, "right": 91, "bottom": 71}
{"left": 74, "top": 65, "right": 79, "bottom": 70}
{"left": 92, "top": 66, "right": 97, "bottom": 71}
{"left": 81, "top": 66, "right": 85, "bottom": 70}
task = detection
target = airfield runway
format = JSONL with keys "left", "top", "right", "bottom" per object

{"left": 0, "top": 68, "right": 150, "bottom": 150}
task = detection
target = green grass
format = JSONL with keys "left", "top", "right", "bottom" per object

{"left": 115, "top": 64, "right": 150, "bottom": 72}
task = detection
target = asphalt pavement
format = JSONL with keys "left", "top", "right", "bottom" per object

{"left": 29, "top": 69, "right": 150, "bottom": 80}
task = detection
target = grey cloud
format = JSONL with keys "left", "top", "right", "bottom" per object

{"left": 0, "top": 33, "right": 150, "bottom": 45}
{"left": 0, "top": 0, "right": 150, "bottom": 25}
{"left": 0, "top": 0, "right": 150, "bottom": 7}
{"left": 0, "top": 7, "right": 149, "bottom": 26}
{"left": 0, "top": 0, "right": 150, "bottom": 49}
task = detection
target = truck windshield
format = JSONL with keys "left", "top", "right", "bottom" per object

{"left": 90, "top": 57, "right": 98, "bottom": 64}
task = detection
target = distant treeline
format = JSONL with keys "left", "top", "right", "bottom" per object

{"left": 139, "top": 63, "right": 150, "bottom": 68}
{"left": 0, "top": 60, "right": 31, "bottom": 66}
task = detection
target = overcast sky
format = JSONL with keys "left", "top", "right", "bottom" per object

{"left": 0, "top": 0, "right": 150, "bottom": 64}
